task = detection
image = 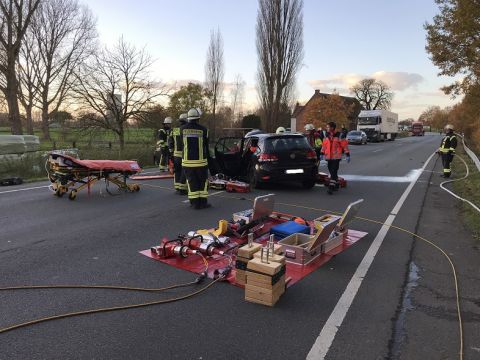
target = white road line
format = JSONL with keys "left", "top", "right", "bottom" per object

{"left": 372, "top": 149, "right": 382, "bottom": 153}
{"left": 307, "top": 152, "right": 435, "bottom": 360}
{"left": 0, "top": 185, "right": 49, "bottom": 195}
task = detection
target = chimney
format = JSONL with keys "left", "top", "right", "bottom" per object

{"left": 314, "top": 89, "right": 320, "bottom": 95}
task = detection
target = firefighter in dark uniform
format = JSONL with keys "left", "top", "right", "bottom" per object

{"left": 169, "top": 113, "right": 188, "bottom": 194}
{"left": 438, "top": 124, "right": 457, "bottom": 178}
{"left": 180, "top": 108, "right": 210, "bottom": 209}
{"left": 158, "top": 117, "right": 172, "bottom": 172}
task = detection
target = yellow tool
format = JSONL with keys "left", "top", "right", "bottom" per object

{"left": 196, "top": 220, "right": 229, "bottom": 237}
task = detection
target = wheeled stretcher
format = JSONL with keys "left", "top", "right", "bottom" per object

{"left": 47, "top": 153, "right": 141, "bottom": 200}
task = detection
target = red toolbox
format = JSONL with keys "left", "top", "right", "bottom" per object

{"left": 225, "top": 180, "right": 250, "bottom": 193}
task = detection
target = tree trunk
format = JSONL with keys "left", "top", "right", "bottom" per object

{"left": 41, "top": 99, "right": 51, "bottom": 140}
{"left": 118, "top": 128, "right": 125, "bottom": 151}
{"left": 5, "top": 67, "right": 23, "bottom": 135}
{"left": 25, "top": 105, "right": 34, "bottom": 135}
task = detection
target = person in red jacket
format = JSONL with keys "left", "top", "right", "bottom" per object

{"left": 320, "top": 121, "right": 350, "bottom": 194}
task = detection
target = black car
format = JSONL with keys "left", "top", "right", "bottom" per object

{"left": 214, "top": 132, "right": 318, "bottom": 188}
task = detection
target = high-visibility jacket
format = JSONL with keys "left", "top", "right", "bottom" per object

{"left": 158, "top": 127, "right": 170, "bottom": 148}
{"left": 321, "top": 131, "right": 349, "bottom": 160}
{"left": 169, "top": 127, "right": 183, "bottom": 158}
{"left": 180, "top": 122, "right": 209, "bottom": 168}
{"left": 439, "top": 134, "right": 457, "bottom": 154}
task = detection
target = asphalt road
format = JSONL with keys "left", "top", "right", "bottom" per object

{"left": 0, "top": 134, "right": 476, "bottom": 359}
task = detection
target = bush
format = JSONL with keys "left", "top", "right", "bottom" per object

{"left": 0, "top": 153, "right": 48, "bottom": 180}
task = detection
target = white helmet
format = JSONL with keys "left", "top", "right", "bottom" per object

{"left": 304, "top": 124, "right": 315, "bottom": 131}
{"left": 179, "top": 113, "right": 188, "bottom": 124}
{"left": 276, "top": 126, "right": 286, "bottom": 134}
{"left": 445, "top": 124, "right": 454, "bottom": 131}
{"left": 187, "top": 108, "right": 202, "bottom": 121}
{"left": 164, "top": 117, "right": 173, "bottom": 124}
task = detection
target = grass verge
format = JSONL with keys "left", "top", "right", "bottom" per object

{"left": 451, "top": 145, "right": 480, "bottom": 241}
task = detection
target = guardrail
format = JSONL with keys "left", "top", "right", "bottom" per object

{"left": 459, "top": 134, "right": 480, "bottom": 172}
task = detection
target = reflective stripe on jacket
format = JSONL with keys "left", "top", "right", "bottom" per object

{"left": 158, "top": 128, "right": 170, "bottom": 147}
{"left": 321, "top": 131, "right": 349, "bottom": 160}
{"left": 170, "top": 127, "right": 183, "bottom": 158}
{"left": 439, "top": 135, "right": 457, "bottom": 154}
{"left": 180, "top": 123, "right": 209, "bottom": 167}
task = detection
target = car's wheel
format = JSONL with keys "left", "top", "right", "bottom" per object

{"left": 302, "top": 179, "right": 316, "bottom": 189}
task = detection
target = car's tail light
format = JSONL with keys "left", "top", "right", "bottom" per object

{"left": 258, "top": 153, "right": 279, "bottom": 162}
{"left": 306, "top": 150, "right": 317, "bottom": 160}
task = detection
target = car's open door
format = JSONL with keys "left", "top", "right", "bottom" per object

{"left": 214, "top": 137, "right": 244, "bottom": 177}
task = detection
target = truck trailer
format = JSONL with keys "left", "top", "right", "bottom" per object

{"left": 357, "top": 110, "right": 399, "bottom": 142}
{"left": 411, "top": 121, "right": 425, "bottom": 136}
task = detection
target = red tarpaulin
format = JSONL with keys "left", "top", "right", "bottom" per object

{"left": 140, "top": 229, "right": 367, "bottom": 288}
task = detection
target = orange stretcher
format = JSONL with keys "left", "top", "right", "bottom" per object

{"left": 47, "top": 153, "right": 141, "bottom": 200}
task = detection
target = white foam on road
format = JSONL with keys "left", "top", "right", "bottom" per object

{"left": 335, "top": 169, "right": 423, "bottom": 183}
{"left": 307, "top": 153, "right": 435, "bottom": 360}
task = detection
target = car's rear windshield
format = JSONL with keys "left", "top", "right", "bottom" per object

{"left": 348, "top": 131, "right": 361, "bottom": 136}
{"left": 264, "top": 136, "right": 310, "bottom": 152}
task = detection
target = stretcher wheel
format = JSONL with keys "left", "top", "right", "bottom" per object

{"left": 68, "top": 190, "right": 77, "bottom": 201}
{"left": 55, "top": 186, "right": 65, "bottom": 197}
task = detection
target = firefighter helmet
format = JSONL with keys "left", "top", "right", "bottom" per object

{"left": 187, "top": 108, "right": 202, "bottom": 121}
{"left": 164, "top": 117, "right": 173, "bottom": 124}
{"left": 304, "top": 124, "right": 315, "bottom": 131}
{"left": 276, "top": 126, "right": 286, "bottom": 134}
{"left": 445, "top": 124, "right": 454, "bottom": 131}
{"left": 179, "top": 113, "right": 188, "bottom": 124}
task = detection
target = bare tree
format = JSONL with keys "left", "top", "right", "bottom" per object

{"left": 27, "top": 0, "right": 96, "bottom": 140}
{"left": 204, "top": 28, "right": 224, "bottom": 140}
{"left": 17, "top": 28, "right": 40, "bottom": 134}
{"left": 74, "top": 37, "right": 167, "bottom": 150}
{"left": 256, "top": 0, "right": 304, "bottom": 132}
{"left": 230, "top": 74, "right": 245, "bottom": 124}
{"left": 0, "top": 0, "right": 41, "bottom": 134}
{"left": 350, "top": 78, "right": 393, "bottom": 110}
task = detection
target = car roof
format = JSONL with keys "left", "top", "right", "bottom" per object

{"left": 246, "top": 132, "right": 305, "bottom": 139}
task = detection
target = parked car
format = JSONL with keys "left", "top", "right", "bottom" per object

{"left": 346, "top": 130, "right": 367, "bottom": 145}
{"left": 214, "top": 132, "right": 318, "bottom": 189}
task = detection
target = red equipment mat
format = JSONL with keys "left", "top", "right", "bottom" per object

{"left": 131, "top": 174, "right": 174, "bottom": 180}
{"left": 140, "top": 229, "right": 367, "bottom": 288}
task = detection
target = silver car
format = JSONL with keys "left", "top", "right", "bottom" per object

{"left": 346, "top": 130, "right": 367, "bottom": 144}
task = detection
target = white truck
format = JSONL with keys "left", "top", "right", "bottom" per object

{"left": 357, "top": 109, "right": 398, "bottom": 142}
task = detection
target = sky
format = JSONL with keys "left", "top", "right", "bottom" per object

{"left": 81, "top": 0, "right": 460, "bottom": 120}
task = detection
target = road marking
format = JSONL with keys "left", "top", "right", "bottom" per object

{"left": 0, "top": 185, "right": 49, "bottom": 195}
{"left": 307, "top": 152, "right": 435, "bottom": 360}
{"left": 372, "top": 149, "right": 382, "bottom": 153}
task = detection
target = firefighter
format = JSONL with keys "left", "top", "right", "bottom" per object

{"left": 276, "top": 126, "right": 286, "bottom": 134}
{"left": 304, "top": 124, "right": 316, "bottom": 147}
{"left": 180, "top": 108, "right": 210, "bottom": 209}
{"left": 320, "top": 121, "right": 350, "bottom": 194}
{"left": 438, "top": 124, "right": 457, "bottom": 178}
{"left": 340, "top": 125, "right": 348, "bottom": 139}
{"left": 158, "top": 117, "right": 172, "bottom": 172}
{"left": 314, "top": 128, "right": 324, "bottom": 160}
{"left": 169, "top": 113, "right": 188, "bottom": 194}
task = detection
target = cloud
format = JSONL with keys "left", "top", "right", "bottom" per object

{"left": 372, "top": 71, "right": 424, "bottom": 91}
{"left": 307, "top": 71, "right": 424, "bottom": 93}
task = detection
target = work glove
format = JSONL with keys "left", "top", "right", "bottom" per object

{"left": 346, "top": 154, "right": 351, "bottom": 163}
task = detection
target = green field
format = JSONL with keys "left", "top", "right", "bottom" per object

{"left": 0, "top": 127, "right": 159, "bottom": 181}
{"left": 451, "top": 145, "right": 480, "bottom": 241}
{"left": 0, "top": 126, "right": 157, "bottom": 150}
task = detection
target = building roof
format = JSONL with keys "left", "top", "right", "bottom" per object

{"left": 293, "top": 90, "right": 362, "bottom": 118}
